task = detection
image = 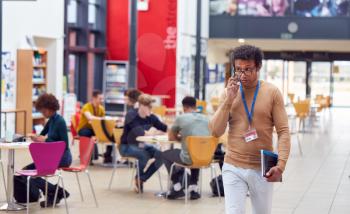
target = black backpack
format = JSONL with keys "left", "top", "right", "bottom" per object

{"left": 210, "top": 175, "right": 225, "bottom": 197}
{"left": 13, "top": 175, "right": 41, "bottom": 203}
{"left": 101, "top": 120, "right": 115, "bottom": 142}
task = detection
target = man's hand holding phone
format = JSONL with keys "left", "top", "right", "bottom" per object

{"left": 225, "top": 76, "right": 240, "bottom": 105}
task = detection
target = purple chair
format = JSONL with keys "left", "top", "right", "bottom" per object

{"left": 16, "top": 142, "right": 68, "bottom": 214}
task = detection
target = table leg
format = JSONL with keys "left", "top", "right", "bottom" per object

{"left": 4, "top": 112, "right": 7, "bottom": 137}
{"left": 0, "top": 149, "right": 26, "bottom": 211}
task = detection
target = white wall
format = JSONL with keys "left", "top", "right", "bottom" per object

{"left": 1, "top": 0, "right": 65, "bottom": 136}
{"left": 176, "top": 0, "right": 209, "bottom": 106}
{"left": 3, "top": 0, "right": 65, "bottom": 100}
{"left": 34, "top": 36, "right": 64, "bottom": 103}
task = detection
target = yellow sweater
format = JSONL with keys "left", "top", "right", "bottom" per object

{"left": 209, "top": 81, "right": 290, "bottom": 171}
{"left": 77, "top": 103, "right": 105, "bottom": 132}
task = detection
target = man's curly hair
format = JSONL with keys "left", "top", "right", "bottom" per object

{"left": 232, "top": 45, "right": 264, "bottom": 68}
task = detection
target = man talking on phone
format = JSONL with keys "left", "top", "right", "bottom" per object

{"left": 209, "top": 45, "right": 290, "bottom": 214}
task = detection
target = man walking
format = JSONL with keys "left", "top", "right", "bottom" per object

{"left": 209, "top": 45, "right": 291, "bottom": 214}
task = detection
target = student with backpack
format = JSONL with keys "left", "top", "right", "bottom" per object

{"left": 14, "top": 94, "right": 72, "bottom": 208}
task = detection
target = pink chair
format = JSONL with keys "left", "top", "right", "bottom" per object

{"left": 61, "top": 137, "right": 98, "bottom": 207}
{"left": 16, "top": 142, "right": 68, "bottom": 214}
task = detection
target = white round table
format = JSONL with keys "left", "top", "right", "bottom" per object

{"left": 136, "top": 135, "right": 178, "bottom": 144}
{"left": 0, "top": 142, "right": 30, "bottom": 211}
{"left": 135, "top": 135, "right": 177, "bottom": 197}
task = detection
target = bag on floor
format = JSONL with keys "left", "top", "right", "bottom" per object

{"left": 210, "top": 175, "right": 225, "bottom": 197}
{"left": 13, "top": 175, "right": 41, "bottom": 203}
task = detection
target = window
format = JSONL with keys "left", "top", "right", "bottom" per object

{"left": 261, "top": 60, "right": 284, "bottom": 93}
{"left": 64, "top": 0, "right": 106, "bottom": 102}
{"left": 67, "top": 0, "right": 78, "bottom": 24}
{"left": 287, "top": 61, "right": 306, "bottom": 100}
{"left": 88, "top": 0, "right": 98, "bottom": 28}
{"left": 332, "top": 61, "right": 350, "bottom": 106}
{"left": 310, "top": 62, "right": 331, "bottom": 98}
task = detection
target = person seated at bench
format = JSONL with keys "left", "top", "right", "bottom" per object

{"left": 23, "top": 94, "right": 72, "bottom": 207}
{"left": 162, "top": 96, "right": 210, "bottom": 200}
{"left": 119, "top": 94, "right": 167, "bottom": 193}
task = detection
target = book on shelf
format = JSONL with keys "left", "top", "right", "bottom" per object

{"left": 32, "top": 86, "right": 46, "bottom": 100}
{"left": 32, "top": 51, "right": 45, "bottom": 66}
{"left": 33, "top": 68, "right": 44, "bottom": 79}
{"left": 32, "top": 79, "right": 46, "bottom": 84}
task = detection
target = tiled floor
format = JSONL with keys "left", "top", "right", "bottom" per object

{"left": 1, "top": 108, "right": 350, "bottom": 213}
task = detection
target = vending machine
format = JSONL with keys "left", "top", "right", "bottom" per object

{"left": 103, "top": 60, "right": 128, "bottom": 116}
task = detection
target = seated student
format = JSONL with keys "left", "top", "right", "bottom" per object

{"left": 162, "top": 96, "right": 210, "bottom": 200}
{"left": 124, "top": 88, "right": 142, "bottom": 110}
{"left": 114, "top": 89, "right": 142, "bottom": 164}
{"left": 77, "top": 90, "right": 109, "bottom": 162}
{"left": 23, "top": 94, "right": 72, "bottom": 207}
{"left": 77, "top": 89, "right": 105, "bottom": 137}
{"left": 119, "top": 94, "right": 167, "bottom": 193}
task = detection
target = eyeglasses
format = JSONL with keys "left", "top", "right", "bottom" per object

{"left": 235, "top": 67, "right": 256, "bottom": 76}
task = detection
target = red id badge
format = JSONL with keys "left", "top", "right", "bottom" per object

{"left": 244, "top": 128, "right": 258, "bottom": 143}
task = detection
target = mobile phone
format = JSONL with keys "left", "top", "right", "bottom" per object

{"left": 230, "top": 52, "right": 240, "bottom": 81}
{"left": 230, "top": 62, "right": 240, "bottom": 84}
{"left": 230, "top": 52, "right": 235, "bottom": 78}
{"left": 231, "top": 64, "right": 235, "bottom": 78}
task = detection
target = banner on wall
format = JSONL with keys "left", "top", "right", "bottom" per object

{"left": 180, "top": 57, "right": 190, "bottom": 85}
{"left": 1, "top": 52, "right": 16, "bottom": 109}
{"left": 1, "top": 52, "right": 16, "bottom": 138}
{"left": 107, "top": 0, "right": 177, "bottom": 107}
{"left": 62, "top": 93, "right": 77, "bottom": 127}
{"left": 210, "top": 0, "right": 350, "bottom": 17}
{"left": 137, "top": 0, "right": 177, "bottom": 107}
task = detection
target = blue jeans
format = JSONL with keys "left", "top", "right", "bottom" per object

{"left": 78, "top": 128, "right": 94, "bottom": 137}
{"left": 23, "top": 150, "right": 72, "bottom": 198}
{"left": 119, "top": 143, "right": 163, "bottom": 182}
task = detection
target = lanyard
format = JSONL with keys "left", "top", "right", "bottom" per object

{"left": 240, "top": 81, "right": 260, "bottom": 125}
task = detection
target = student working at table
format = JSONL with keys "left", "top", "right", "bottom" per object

{"left": 162, "top": 96, "right": 210, "bottom": 200}
{"left": 77, "top": 90, "right": 113, "bottom": 164}
{"left": 119, "top": 94, "right": 167, "bottom": 193}
{"left": 19, "top": 94, "right": 72, "bottom": 208}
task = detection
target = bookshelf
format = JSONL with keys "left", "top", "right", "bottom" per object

{"left": 16, "top": 49, "right": 48, "bottom": 134}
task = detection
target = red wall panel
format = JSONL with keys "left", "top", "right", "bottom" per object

{"left": 106, "top": 0, "right": 129, "bottom": 60}
{"left": 107, "top": 0, "right": 177, "bottom": 107}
